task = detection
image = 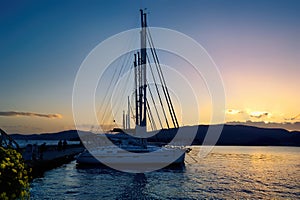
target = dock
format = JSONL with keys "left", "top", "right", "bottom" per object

{"left": 22, "top": 144, "right": 84, "bottom": 177}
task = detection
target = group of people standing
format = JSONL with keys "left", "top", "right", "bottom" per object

{"left": 57, "top": 139, "right": 67, "bottom": 151}
{"left": 23, "top": 139, "right": 68, "bottom": 161}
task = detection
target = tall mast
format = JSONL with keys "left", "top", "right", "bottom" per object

{"left": 138, "top": 52, "right": 142, "bottom": 125}
{"left": 123, "top": 110, "right": 125, "bottom": 129}
{"left": 140, "top": 9, "right": 147, "bottom": 129}
{"left": 134, "top": 10, "right": 147, "bottom": 145}
{"left": 134, "top": 53, "right": 139, "bottom": 126}
{"left": 127, "top": 96, "right": 130, "bottom": 129}
{"left": 133, "top": 9, "right": 147, "bottom": 146}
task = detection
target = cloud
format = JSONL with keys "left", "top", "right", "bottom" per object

{"left": 227, "top": 120, "right": 300, "bottom": 132}
{"left": 0, "top": 111, "right": 62, "bottom": 119}
{"left": 226, "top": 109, "right": 243, "bottom": 115}
{"left": 225, "top": 109, "right": 300, "bottom": 131}
{"left": 249, "top": 111, "right": 269, "bottom": 118}
{"left": 285, "top": 113, "right": 300, "bottom": 121}
{"left": 226, "top": 109, "right": 270, "bottom": 119}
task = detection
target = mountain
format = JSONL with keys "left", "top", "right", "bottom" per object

{"left": 9, "top": 125, "right": 300, "bottom": 146}
{"left": 147, "top": 125, "right": 300, "bottom": 146}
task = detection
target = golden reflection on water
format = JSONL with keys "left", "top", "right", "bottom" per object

{"left": 31, "top": 146, "right": 299, "bottom": 199}
{"left": 185, "top": 146, "right": 300, "bottom": 199}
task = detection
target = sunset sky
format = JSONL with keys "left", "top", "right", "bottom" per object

{"left": 1, "top": 0, "right": 299, "bottom": 134}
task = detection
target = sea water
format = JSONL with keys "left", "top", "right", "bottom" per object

{"left": 30, "top": 146, "right": 299, "bottom": 199}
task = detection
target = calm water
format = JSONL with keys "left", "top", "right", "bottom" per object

{"left": 30, "top": 146, "right": 300, "bottom": 199}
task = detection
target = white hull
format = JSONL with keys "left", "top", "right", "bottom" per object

{"left": 76, "top": 146, "right": 185, "bottom": 167}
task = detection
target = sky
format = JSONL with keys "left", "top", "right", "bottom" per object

{"left": 0, "top": 0, "right": 300, "bottom": 134}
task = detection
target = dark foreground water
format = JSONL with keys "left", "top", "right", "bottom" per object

{"left": 30, "top": 146, "right": 299, "bottom": 199}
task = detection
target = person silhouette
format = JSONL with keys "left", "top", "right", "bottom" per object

{"left": 62, "top": 139, "right": 67, "bottom": 151}
{"left": 58, "top": 140, "right": 62, "bottom": 151}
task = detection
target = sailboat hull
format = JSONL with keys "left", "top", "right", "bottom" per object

{"left": 76, "top": 146, "right": 185, "bottom": 169}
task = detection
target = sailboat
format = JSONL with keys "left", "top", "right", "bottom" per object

{"left": 76, "top": 10, "right": 187, "bottom": 170}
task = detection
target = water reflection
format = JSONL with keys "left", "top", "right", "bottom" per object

{"left": 117, "top": 173, "right": 148, "bottom": 200}
{"left": 30, "top": 147, "right": 300, "bottom": 199}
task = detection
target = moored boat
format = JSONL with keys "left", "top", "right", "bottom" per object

{"left": 76, "top": 10, "right": 187, "bottom": 171}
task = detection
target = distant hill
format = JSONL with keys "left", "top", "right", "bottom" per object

{"left": 10, "top": 125, "right": 300, "bottom": 146}
{"left": 147, "top": 125, "right": 300, "bottom": 146}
